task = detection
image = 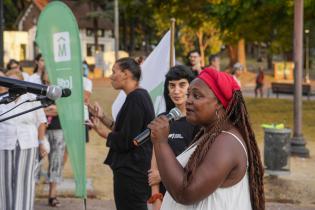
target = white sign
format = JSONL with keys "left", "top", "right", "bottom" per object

{"left": 53, "top": 32, "right": 71, "bottom": 62}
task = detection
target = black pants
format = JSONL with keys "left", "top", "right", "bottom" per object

{"left": 113, "top": 170, "right": 149, "bottom": 210}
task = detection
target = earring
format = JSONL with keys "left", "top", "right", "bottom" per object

{"left": 215, "top": 109, "right": 219, "bottom": 119}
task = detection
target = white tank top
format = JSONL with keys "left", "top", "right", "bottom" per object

{"left": 160, "top": 131, "right": 252, "bottom": 210}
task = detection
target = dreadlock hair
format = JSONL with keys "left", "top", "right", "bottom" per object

{"left": 183, "top": 90, "right": 265, "bottom": 210}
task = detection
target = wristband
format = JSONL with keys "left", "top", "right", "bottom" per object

{"left": 147, "top": 193, "right": 163, "bottom": 204}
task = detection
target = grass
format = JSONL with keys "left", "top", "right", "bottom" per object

{"left": 246, "top": 97, "right": 315, "bottom": 143}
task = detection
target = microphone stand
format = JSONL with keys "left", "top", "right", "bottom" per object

{"left": 0, "top": 96, "right": 54, "bottom": 123}
{"left": 0, "top": 86, "right": 28, "bottom": 105}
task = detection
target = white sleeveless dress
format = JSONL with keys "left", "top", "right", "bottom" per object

{"left": 160, "top": 131, "right": 252, "bottom": 210}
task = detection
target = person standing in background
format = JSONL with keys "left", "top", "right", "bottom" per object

{"left": 42, "top": 71, "right": 66, "bottom": 207}
{"left": 231, "top": 62, "right": 243, "bottom": 88}
{"left": 208, "top": 54, "right": 220, "bottom": 71}
{"left": 29, "top": 54, "right": 45, "bottom": 85}
{"left": 83, "top": 60, "right": 93, "bottom": 142}
{"left": 255, "top": 67, "right": 264, "bottom": 98}
{"left": 6, "top": 59, "right": 30, "bottom": 81}
{"left": 187, "top": 50, "right": 202, "bottom": 76}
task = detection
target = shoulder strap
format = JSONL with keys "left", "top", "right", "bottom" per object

{"left": 222, "top": 131, "right": 248, "bottom": 165}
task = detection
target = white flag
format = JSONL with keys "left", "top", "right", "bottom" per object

{"left": 112, "top": 30, "right": 174, "bottom": 119}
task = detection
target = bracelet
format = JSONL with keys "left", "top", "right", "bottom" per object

{"left": 147, "top": 193, "right": 163, "bottom": 204}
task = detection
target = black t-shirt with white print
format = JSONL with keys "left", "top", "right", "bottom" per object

{"left": 168, "top": 116, "right": 199, "bottom": 156}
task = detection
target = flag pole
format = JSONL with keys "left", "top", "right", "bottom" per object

{"left": 170, "top": 18, "right": 176, "bottom": 67}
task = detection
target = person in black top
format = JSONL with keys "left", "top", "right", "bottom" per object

{"left": 187, "top": 50, "right": 203, "bottom": 76}
{"left": 88, "top": 57, "right": 155, "bottom": 210}
{"left": 148, "top": 65, "right": 199, "bottom": 210}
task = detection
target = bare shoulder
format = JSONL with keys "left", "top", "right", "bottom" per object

{"left": 205, "top": 128, "right": 247, "bottom": 167}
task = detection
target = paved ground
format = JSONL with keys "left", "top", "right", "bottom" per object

{"left": 34, "top": 198, "right": 315, "bottom": 210}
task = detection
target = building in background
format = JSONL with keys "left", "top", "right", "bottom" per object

{"left": 5, "top": 0, "right": 114, "bottom": 66}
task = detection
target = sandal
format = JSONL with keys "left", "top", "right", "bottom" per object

{"left": 48, "top": 197, "right": 61, "bottom": 207}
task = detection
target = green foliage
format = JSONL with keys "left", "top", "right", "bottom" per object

{"left": 206, "top": 0, "right": 294, "bottom": 55}
{"left": 4, "top": 0, "right": 19, "bottom": 29}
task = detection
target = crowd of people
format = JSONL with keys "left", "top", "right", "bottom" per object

{"left": 0, "top": 52, "right": 265, "bottom": 210}
{"left": 0, "top": 54, "right": 93, "bottom": 209}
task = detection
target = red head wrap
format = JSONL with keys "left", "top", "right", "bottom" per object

{"left": 197, "top": 67, "right": 240, "bottom": 109}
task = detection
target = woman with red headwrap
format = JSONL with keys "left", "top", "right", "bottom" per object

{"left": 148, "top": 67, "right": 265, "bottom": 210}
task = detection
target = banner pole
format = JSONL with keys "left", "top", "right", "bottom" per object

{"left": 170, "top": 18, "right": 176, "bottom": 68}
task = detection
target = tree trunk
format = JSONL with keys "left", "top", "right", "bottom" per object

{"left": 92, "top": 2, "right": 99, "bottom": 53}
{"left": 227, "top": 44, "right": 238, "bottom": 68}
{"left": 121, "top": 13, "right": 127, "bottom": 50}
{"left": 93, "top": 17, "right": 99, "bottom": 52}
{"left": 238, "top": 39, "right": 247, "bottom": 72}
{"left": 196, "top": 31, "right": 205, "bottom": 67}
{"left": 129, "top": 18, "right": 135, "bottom": 55}
{"left": 267, "top": 52, "right": 273, "bottom": 70}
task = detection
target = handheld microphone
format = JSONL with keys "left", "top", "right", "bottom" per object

{"left": 0, "top": 76, "right": 71, "bottom": 100}
{"left": 133, "top": 107, "right": 182, "bottom": 146}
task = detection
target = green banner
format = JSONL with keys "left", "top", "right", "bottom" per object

{"left": 35, "top": 1, "right": 86, "bottom": 197}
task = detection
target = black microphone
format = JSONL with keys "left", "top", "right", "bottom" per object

{"left": 0, "top": 76, "right": 71, "bottom": 100}
{"left": 133, "top": 107, "right": 182, "bottom": 146}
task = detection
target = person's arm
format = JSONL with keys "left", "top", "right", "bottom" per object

{"left": 35, "top": 104, "right": 48, "bottom": 157}
{"left": 44, "top": 104, "right": 58, "bottom": 117}
{"left": 148, "top": 116, "right": 239, "bottom": 205}
{"left": 106, "top": 98, "right": 147, "bottom": 152}
{"left": 87, "top": 116, "right": 110, "bottom": 138}
{"left": 148, "top": 150, "right": 163, "bottom": 210}
{"left": 38, "top": 122, "right": 48, "bottom": 157}
{"left": 88, "top": 102, "right": 114, "bottom": 129}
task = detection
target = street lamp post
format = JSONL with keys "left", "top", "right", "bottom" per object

{"left": 114, "top": 0, "right": 119, "bottom": 61}
{"left": 305, "top": 29, "right": 310, "bottom": 83}
{"left": 291, "top": 0, "right": 309, "bottom": 157}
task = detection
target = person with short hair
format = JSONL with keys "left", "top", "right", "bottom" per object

{"left": 208, "top": 54, "right": 220, "bottom": 71}
{"left": 148, "top": 68, "right": 265, "bottom": 210}
{"left": 187, "top": 50, "right": 202, "bottom": 76}
{"left": 231, "top": 62, "right": 243, "bottom": 87}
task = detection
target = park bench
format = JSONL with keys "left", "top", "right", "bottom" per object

{"left": 268, "top": 82, "right": 315, "bottom": 100}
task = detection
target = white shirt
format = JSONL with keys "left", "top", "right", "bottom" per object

{"left": 22, "top": 72, "right": 30, "bottom": 81}
{"left": 28, "top": 73, "right": 42, "bottom": 84}
{"left": 83, "top": 77, "right": 93, "bottom": 93}
{"left": 0, "top": 93, "right": 47, "bottom": 150}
